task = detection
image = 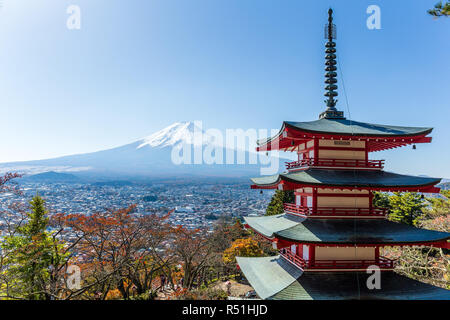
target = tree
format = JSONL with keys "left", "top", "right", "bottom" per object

{"left": 377, "top": 190, "right": 449, "bottom": 288}
{"left": 52, "top": 206, "right": 175, "bottom": 300}
{"left": 222, "top": 238, "right": 264, "bottom": 264}
{"left": 122, "top": 212, "right": 175, "bottom": 299}
{"left": 171, "top": 226, "right": 214, "bottom": 289}
{"left": 422, "top": 189, "right": 450, "bottom": 220}
{"left": 383, "top": 191, "right": 449, "bottom": 289}
{"left": 0, "top": 172, "right": 22, "bottom": 193}
{"left": 1, "top": 195, "right": 70, "bottom": 300}
{"left": 428, "top": 1, "right": 450, "bottom": 17}
{"left": 388, "top": 192, "right": 425, "bottom": 226}
{"left": 372, "top": 191, "right": 390, "bottom": 209}
{"left": 209, "top": 218, "right": 249, "bottom": 254}
{"left": 265, "top": 190, "right": 294, "bottom": 216}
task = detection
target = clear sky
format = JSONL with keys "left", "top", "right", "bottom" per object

{"left": 0, "top": 0, "right": 448, "bottom": 177}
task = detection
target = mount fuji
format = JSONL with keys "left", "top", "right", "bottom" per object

{"left": 0, "top": 122, "right": 290, "bottom": 182}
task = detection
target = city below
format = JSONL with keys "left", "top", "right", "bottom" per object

{"left": 0, "top": 180, "right": 273, "bottom": 233}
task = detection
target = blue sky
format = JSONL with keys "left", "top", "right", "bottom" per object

{"left": 0, "top": 0, "right": 448, "bottom": 177}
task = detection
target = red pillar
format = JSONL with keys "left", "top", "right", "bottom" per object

{"left": 313, "top": 188, "right": 318, "bottom": 213}
{"left": 298, "top": 244, "right": 303, "bottom": 257}
{"left": 364, "top": 140, "right": 369, "bottom": 163}
{"left": 314, "top": 138, "right": 319, "bottom": 160}
{"left": 309, "top": 245, "right": 315, "bottom": 266}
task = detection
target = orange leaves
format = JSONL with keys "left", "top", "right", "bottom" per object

{"left": 47, "top": 205, "right": 177, "bottom": 299}
{"left": 105, "top": 289, "right": 122, "bottom": 300}
{"left": 222, "top": 238, "right": 264, "bottom": 264}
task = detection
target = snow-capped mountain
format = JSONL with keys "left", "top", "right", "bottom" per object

{"left": 0, "top": 122, "right": 289, "bottom": 181}
{"left": 137, "top": 122, "right": 216, "bottom": 149}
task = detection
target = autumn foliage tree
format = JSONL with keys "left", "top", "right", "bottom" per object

{"left": 52, "top": 206, "right": 175, "bottom": 300}
{"left": 222, "top": 238, "right": 264, "bottom": 265}
{"left": 208, "top": 218, "right": 249, "bottom": 254}
{"left": 378, "top": 190, "right": 450, "bottom": 289}
{"left": 171, "top": 226, "right": 215, "bottom": 289}
{"left": 0, "top": 171, "right": 278, "bottom": 299}
{"left": 0, "top": 172, "right": 22, "bottom": 193}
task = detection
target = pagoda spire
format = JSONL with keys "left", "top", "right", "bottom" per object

{"left": 319, "top": 8, "right": 345, "bottom": 120}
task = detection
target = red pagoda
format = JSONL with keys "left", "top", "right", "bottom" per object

{"left": 236, "top": 9, "right": 450, "bottom": 300}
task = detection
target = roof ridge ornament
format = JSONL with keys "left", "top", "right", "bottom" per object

{"left": 319, "top": 8, "right": 346, "bottom": 120}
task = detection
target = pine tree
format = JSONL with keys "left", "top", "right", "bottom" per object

{"left": 18, "top": 196, "right": 49, "bottom": 237}
{"left": 428, "top": 1, "right": 450, "bottom": 17}
{"left": 422, "top": 189, "right": 450, "bottom": 219}
{"left": 387, "top": 192, "right": 425, "bottom": 226}
{"left": 372, "top": 191, "right": 390, "bottom": 209}
{"left": 265, "top": 190, "right": 294, "bottom": 216}
{"left": 1, "top": 195, "right": 69, "bottom": 299}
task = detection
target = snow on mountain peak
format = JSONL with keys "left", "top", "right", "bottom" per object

{"left": 137, "top": 121, "right": 217, "bottom": 149}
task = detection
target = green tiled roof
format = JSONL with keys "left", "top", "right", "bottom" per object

{"left": 235, "top": 256, "right": 303, "bottom": 299}
{"left": 257, "top": 119, "right": 433, "bottom": 146}
{"left": 245, "top": 214, "right": 450, "bottom": 244}
{"left": 270, "top": 270, "right": 450, "bottom": 300}
{"left": 285, "top": 119, "right": 433, "bottom": 137}
{"left": 277, "top": 218, "right": 450, "bottom": 244}
{"left": 251, "top": 168, "right": 441, "bottom": 188}
{"left": 243, "top": 214, "right": 303, "bottom": 238}
{"left": 238, "top": 256, "right": 450, "bottom": 300}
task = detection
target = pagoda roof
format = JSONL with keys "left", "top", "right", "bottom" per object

{"left": 250, "top": 168, "right": 441, "bottom": 192}
{"left": 285, "top": 119, "right": 432, "bottom": 137}
{"left": 237, "top": 256, "right": 450, "bottom": 300}
{"left": 244, "top": 214, "right": 450, "bottom": 245}
{"left": 257, "top": 119, "right": 433, "bottom": 152}
{"left": 235, "top": 256, "right": 303, "bottom": 299}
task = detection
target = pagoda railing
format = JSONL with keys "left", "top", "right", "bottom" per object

{"left": 283, "top": 203, "right": 310, "bottom": 216}
{"left": 308, "top": 257, "right": 395, "bottom": 269}
{"left": 279, "top": 249, "right": 395, "bottom": 270}
{"left": 285, "top": 158, "right": 384, "bottom": 170}
{"left": 283, "top": 203, "right": 388, "bottom": 217}
{"left": 279, "top": 248, "right": 308, "bottom": 269}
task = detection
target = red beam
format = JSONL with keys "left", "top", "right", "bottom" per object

{"left": 317, "top": 193, "right": 370, "bottom": 197}
{"left": 252, "top": 182, "right": 441, "bottom": 193}
{"left": 273, "top": 239, "right": 450, "bottom": 247}
{"left": 318, "top": 146, "right": 366, "bottom": 151}
{"left": 256, "top": 125, "right": 432, "bottom": 153}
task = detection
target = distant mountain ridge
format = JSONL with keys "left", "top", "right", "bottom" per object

{"left": 21, "top": 171, "right": 81, "bottom": 183}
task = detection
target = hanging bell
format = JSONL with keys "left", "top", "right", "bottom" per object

{"left": 412, "top": 145, "right": 416, "bottom": 150}
{"left": 260, "top": 190, "right": 263, "bottom": 194}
